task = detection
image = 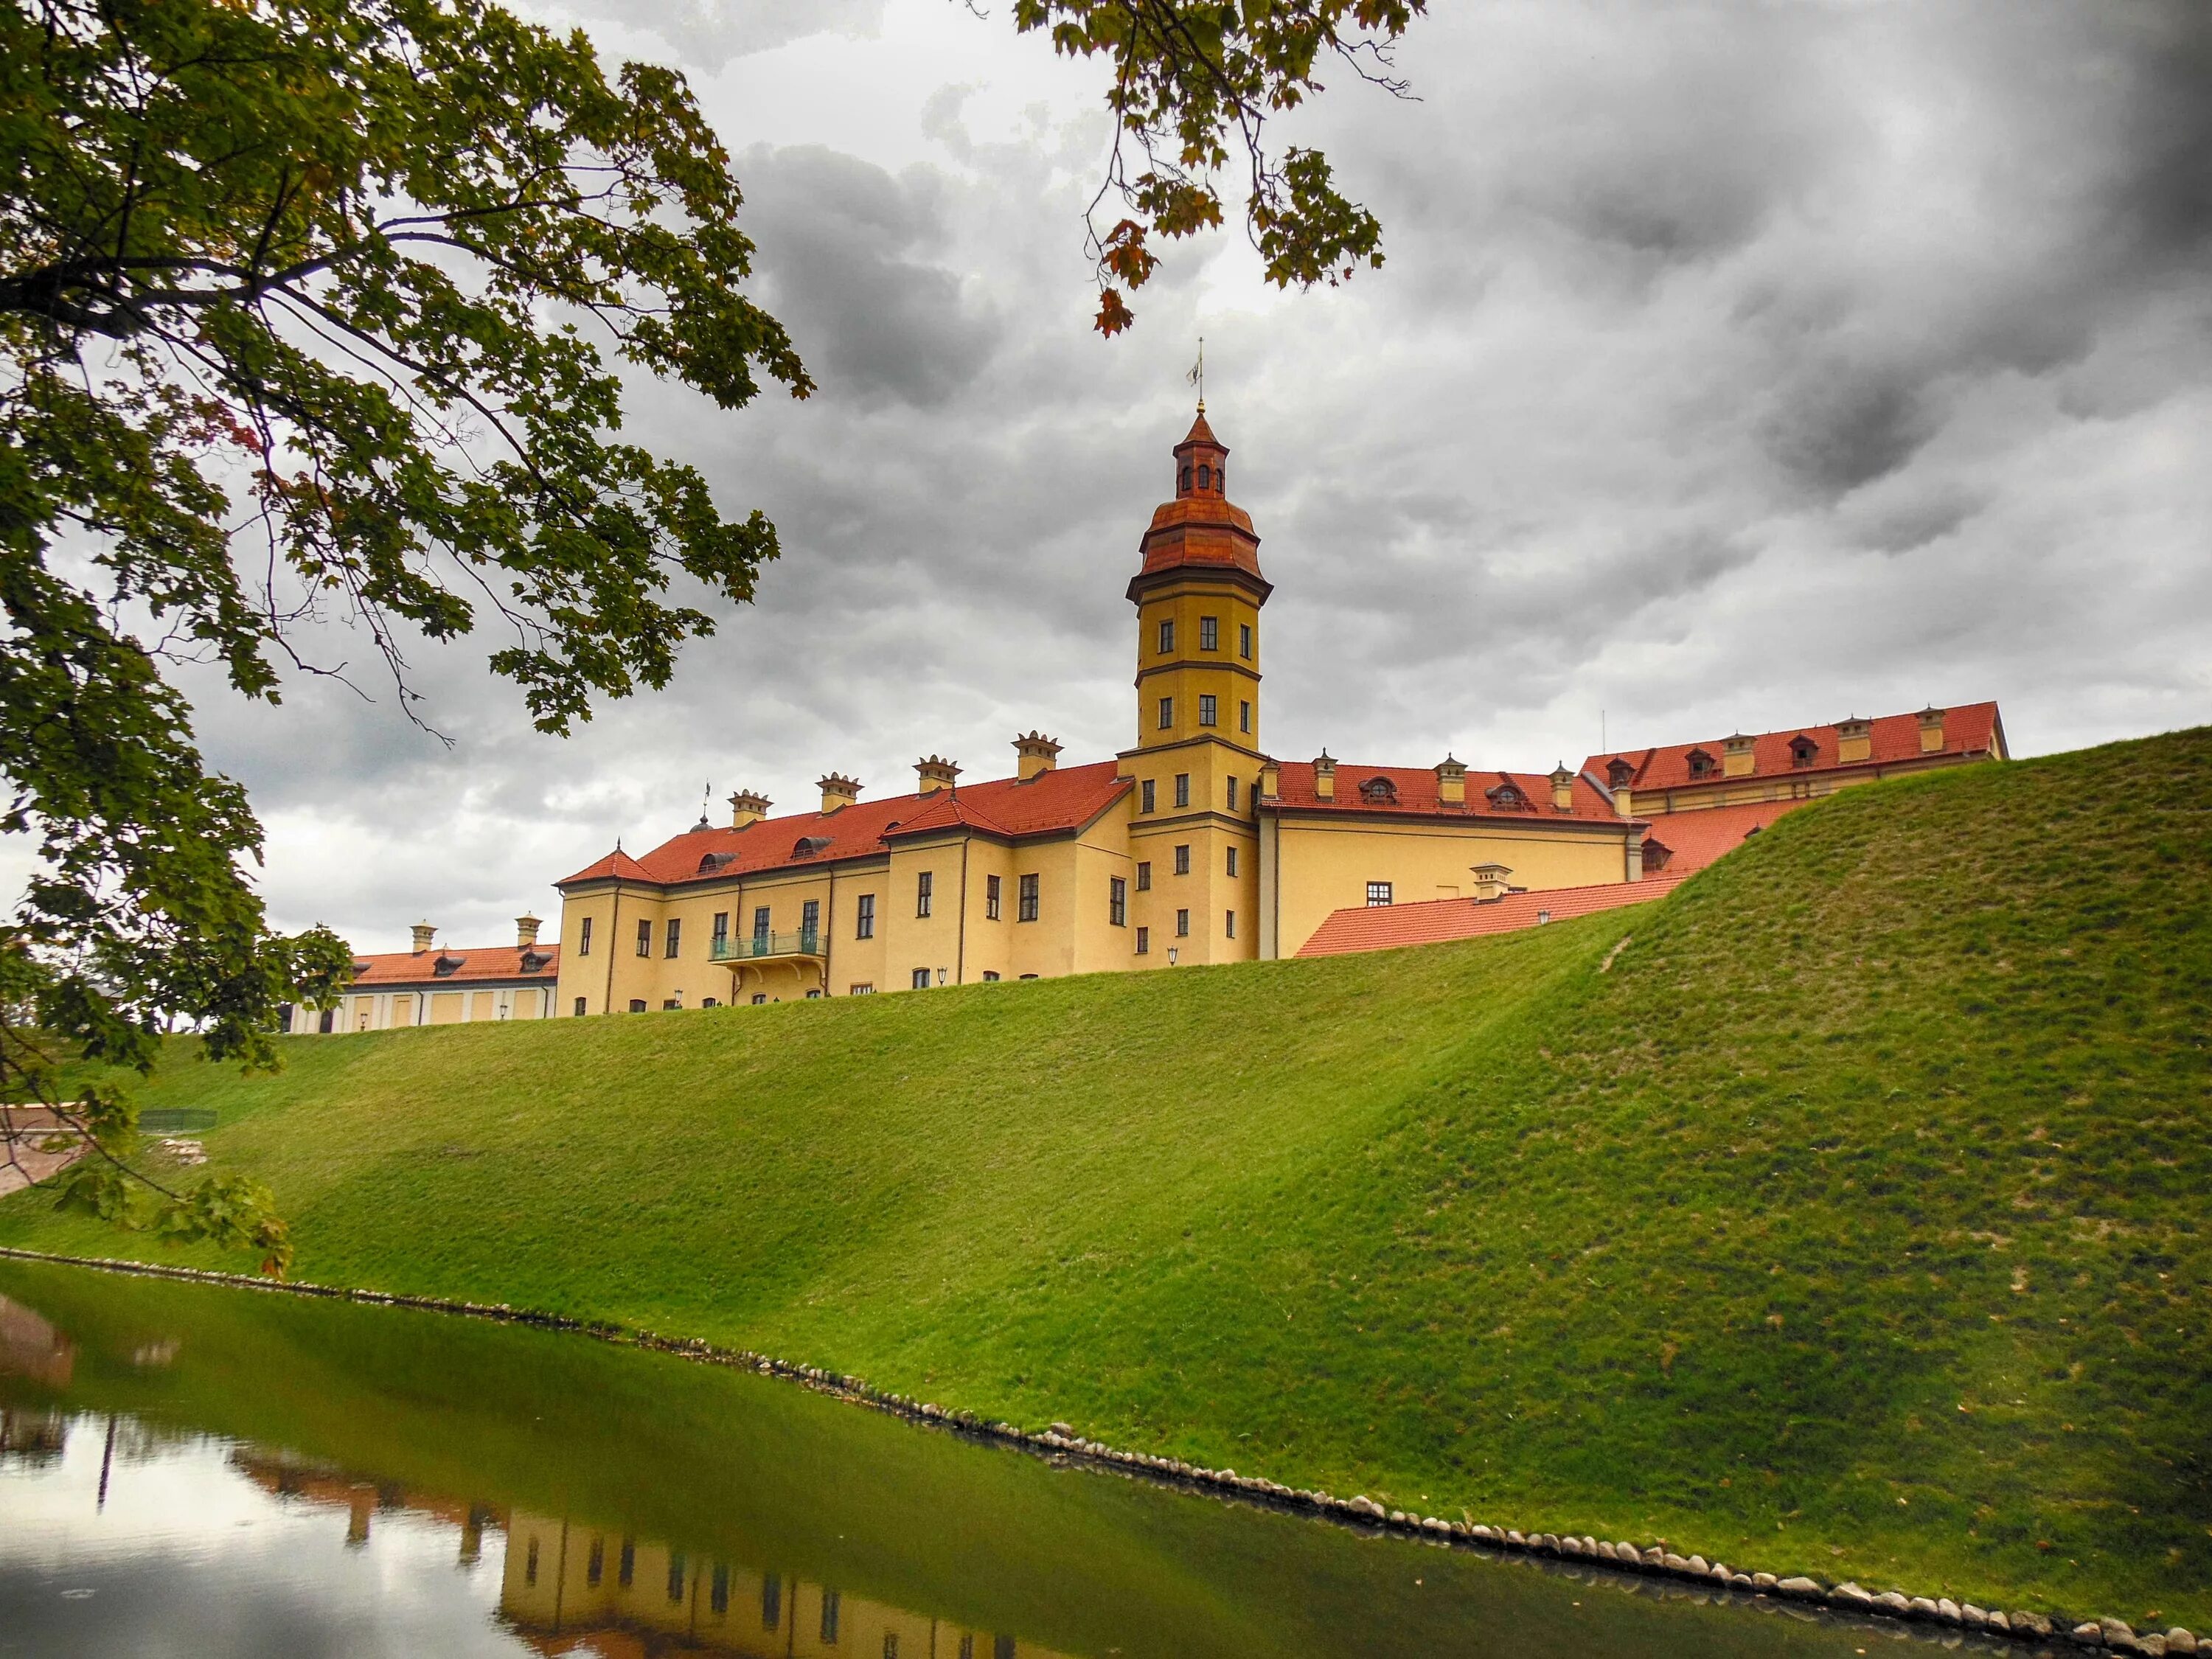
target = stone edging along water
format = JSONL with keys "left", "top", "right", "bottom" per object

{"left": 0, "top": 1245, "right": 2191, "bottom": 1658}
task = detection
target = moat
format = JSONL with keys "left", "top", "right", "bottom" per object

{"left": 1, "top": 1259, "right": 1899, "bottom": 1658}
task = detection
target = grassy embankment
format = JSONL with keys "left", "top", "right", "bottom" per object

{"left": 2, "top": 726, "right": 2206, "bottom": 1627}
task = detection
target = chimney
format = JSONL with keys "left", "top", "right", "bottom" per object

{"left": 728, "top": 788, "right": 771, "bottom": 828}
{"left": 1917, "top": 705, "right": 1947, "bottom": 754}
{"left": 1548, "top": 763, "right": 1576, "bottom": 812}
{"left": 818, "top": 773, "right": 861, "bottom": 814}
{"left": 1257, "top": 757, "right": 1281, "bottom": 799}
{"left": 916, "top": 755, "right": 960, "bottom": 795}
{"left": 1013, "top": 731, "right": 1062, "bottom": 781}
{"left": 1470, "top": 863, "right": 1513, "bottom": 902}
{"left": 1435, "top": 754, "right": 1468, "bottom": 807}
{"left": 410, "top": 922, "right": 436, "bottom": 955}
{"left": 515, "top": 915, "right": 541, "bottom": 949}
{"left": 1836, "top": 716, "right": 1873, "bottom": 765}
{"left": 1312, "top": 751, "right": 1335, "bottom": 801}
{"left": 1722, "top": 732, "right": 1757, "bottom": 779}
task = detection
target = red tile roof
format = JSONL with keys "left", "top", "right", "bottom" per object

{"left": 1585, "top": 702, "right": 2002, "bottom": 796}
{"left": 348, "top": 943, "right": 560, "bottom": 987}
{"left": 558, "top": 761, "right": 1133, "bottom": 890}
{"left": 1297, "top": 873, "right": 1689, "bottom": 958}
{"left": 1135, "top": 495, "right": 1265, "bottom": 585}
{"left": 1638, "top": 797, "right": 1807, "bottom": 875}
{"left": 1267, "top": 761, "right": 1626, "bottom": 823}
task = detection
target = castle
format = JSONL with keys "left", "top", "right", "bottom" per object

{"left": 296, "top": 408, "right": 2006, "bottom": 1029}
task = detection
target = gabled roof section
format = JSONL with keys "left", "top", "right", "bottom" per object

{"left": 1266, "top": 762, "right": 1624, "bottom": 823}
{"left": 1585, "top": 702, "right": 2003, "bottom": 794}
{"left": 563, "top": 761, "right": 1133, "bottom": 891}
{"left": 347, "top": 943, "right": 561, "bottom": 987}
{"left": 1297, "top": 874, "right": 1688, "bottom": 959}
{"left": 558, "top": 846, "right": 653, "bottom": 886}
{"left": 1638, "top": 798, "right": 1806, "bottom": 874}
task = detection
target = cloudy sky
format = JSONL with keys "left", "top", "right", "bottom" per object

{"left": 181, "top": 0, "right": 2212, "bottom": 951}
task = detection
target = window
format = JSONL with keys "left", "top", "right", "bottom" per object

{"left": 1175, "top": 908, "right": 1190, "bottom": 937}
{"left": 1790, "top": 736, "right": 1819, "bottom": 768}
{"left": 916, "top": 871, "right": 933, "bottom": 917}
{"left": 1141, "top": 779, "right": 1155, "bottom": 813}
{"left": 1174, "top": 844, "right": 1191, "bottom": 875}
{"left": 1225, "top": 909, "right": 1236, "bottom": 939}
{"left": 712, "top": 911, "right": 728, "bottom": 947}
{"left": 580, "top": 917, "right": 593, "bottom": 956}
{"left": 667, "top": 1553, "right": 686, "bottom": 1603}
{"left": 1360, "top": 776, "right": 1398, "bottom": 804}
{"left": 885, "top": 1635, "right": 900, "bottom": 1659}
{"left": 849, "top": 982, "right": 875, "bottom": 995}
{"left": 1226, "top": 776, "right": 1239, "bottom": 811}
{"left": 1109, "top": 876, "right": 1127, "bottom": 926}
{"left": 526, "top": 1538, "right": 539, "bottom": 1586}
{"left": 1135, "top": 926, "right": 1150, "bottom": 955}
{"left": 588, "top": 1539, "right": 604, "bottom": 1587}
{"left": 1135, "top": 860, "right": 1152, "bottom": 891}
{"left": 911, "top": 967, "right": 931, "bottom": 990}
{"left": 1198, "top": 694, "right": 1217, "bottom": 727}
{"left": 761, "top": 1574, "right": 782, "bottom": 1629}
{"left": 753, "top": 905, "right": 771, "bottom": 943}
{"left": 1157, "top": 695, "right": 1173, "bottom": 730}
{"left": 636, "top": 918, "right": 652, "bottom": 957}
{"left": 628, "top": 998, "right": 647, "bottom": 1013}
{"left": 1018, "top": 872, "right": 1040, "bottom": 922}
{"left": 1180, "top": 464, "right": 1191, "bottom": 492}
{"left": 982, "top": 970, "right": 1001, "bottom": 981}
{"left": 702, "top": 997, "right": 718, "bottom": 1009}
{"left": 661, "top": 998, "right": 681, "bottom": 1011}
{"left": 996, "top": 1635, "right": 1017, "bottom": 1659}
{"left": 1239, "top": 700, "right": 1251, "bottom": 734}
{"left": 619, "top": 1537, "right": 635, "bottom": 1588}
{"left": 712, "top": 1564, "right": 730, "bottom": 1615}
{"left": 856, "top": 893, "right": 875, "bottom": 939}
{"left": 1200, "top": 615, "right": 1218, "bottom": 650}
{"left": 801, "top": 898, "right": 820, "bottom": 939}
{"left": 820, "top": 1590, "right": 841, "bottom": 1644}
{"left": 664, "top": 917, "right": 681, "bottom": 958}
{"left": 1366, "top": 881, "right": 1394, "bottom": 907}
{"left": 751, "top": 992, "right": 767, "bottom": 1006}
{"left": 1225, "top": 845, "right": 1239, "bottom": 876}
{"left": 1687, "top": 748, "right": 1716, "bottom": 779}
{"left": 1239, "top": 622, "right": 1253, "bottom": 658}
{"left": 1197, "top": 462, "right": 1210, "bottom": 490}
{"left": 1157, "top": 618, "right": 1175, "bottom": 653}
{"left": 1174, "top": 773, "right": 1190, "bottom": 807}
{"left": 573, "top": 996, "right": 587, "bottom": 1017}
{"left": 986, "top": 874, "right": 1001, "bottom": 919}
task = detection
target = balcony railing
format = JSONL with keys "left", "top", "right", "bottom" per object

{"left": 710, "top": 929, "right": 823, "bottom": 963}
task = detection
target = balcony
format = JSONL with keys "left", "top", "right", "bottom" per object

{"left": 710, "top": 929, "right": 824, "bottom": 963}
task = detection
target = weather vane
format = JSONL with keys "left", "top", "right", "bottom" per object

{"left": 1187, "top": 335, "right": 1205, "bottom": 412}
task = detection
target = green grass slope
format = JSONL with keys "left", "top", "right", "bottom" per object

{"left": 4, "top": 726, "right": 2207, "bottom": 1627}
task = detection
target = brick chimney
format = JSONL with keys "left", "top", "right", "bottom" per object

{"left": 728, "top": 788, "right": 771, "bottom": 828}
{"left": 1548, "top": 764, "right": 1576, "bottom": 811}
{"left": 916, "top": 755, "right": 960, "bottom": 795}
{"left": 1436, "top": 754, "right": 1468, "bottom": 807}
{"left": 1917, "top": 705, "right": 1947, "bottom": 754}
{"left": 1013, "top": 731, "right": 1062, "bottom": 781}
{"left": 818, "top": 773, "right": 860, "bottom": 814}
{"left": 1722, "top": 732, "right": 1757, "bottom": 779}
{"left": 410, "top": 922, "right": 436, "bottom": 954}
{"left": 1470, "top": 863, "right": 1513, "bottom": 902}
{"left": 1836, "top": 716, "right": 1873, "bottom": 765}
{"left": 1312, "top": 751, "right": 1335, "bottom": 801}
{"left": 515, "top": 915, "right": 541, "bottom": 948}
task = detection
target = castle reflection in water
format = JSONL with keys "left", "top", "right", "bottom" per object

{"left": 225, "top": 1449, "right": 1068, "bottom": 1659}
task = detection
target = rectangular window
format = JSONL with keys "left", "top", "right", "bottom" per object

{"left": 1200, "top": 615, "right": 1218, "bottom": 650}
{"left": 986, "top": 874, "right": 1001, "bottom": 919}
{"left": 619, "top": 1537, "right": 635, "bottom": 1588}
{"left": 588, "top": 1539, "right": 604, "bottom": 1587}
{"left": 917, "top": 871, "right": 933, "bottom": 918}
{"left": 849, "top": 982, "right": 874, "bottom": 995}
{"left": 801, "top": 898, "right": 820, "bottom": 938}
{"left": 1198, "top": 694, "right": 1217, "bottom": 727}
{"left": 711, "top": 1564, "right": 730, "bottom": 1615}
{"left": 667, "top": 1552, "right": 686, "bottom": 1603}
{"left": 911, "top": 967, "right": 931, "bottom": 990}
{"left": 753, "top": 905, "right": 771, "bottom": 943}
{"left": 1157, "top": 695, "right": 1174, "bottom": 730}
{"left": 664, "top": 917, "right": 681, "bottom": 958}
{"left": 1018, "top": 872, "right": 1040, "bottom": 922}
{"left": 1225, "top": 909, "right": 1237, "bottom": 939}
{"left": 661, "top": 998, "right": 681, "bottom": 1011}
{"left": 981, "top": 970, "right": 1001, "bottom": 981}
{"left": 573, "top": 996, "right": 587, "bottom": 1018}
{"left": 1367, "top": 881, "right": 1394, "bottom": 907}
{"left": 1226, "top": 776, "right": 1239, "bottom": 811}
{"left": 636, "top": 918, "right": 652, "bottom": 957}
{"left": 821, "top": 1590, "right": 841, "bottom": 1644}
{"left": 1239, "top": 622, "right": 1253, "bottom": 659}
{"left": 761, "top": 1574, "right": 781, "bottom": 1630}
{"left": 712, "top": 911, "right": 728, "bottom": 946}
{"left": 1109, "top": 876, "right": 1127, "bottom": 926}
{"left": 1175, "top": 908, "right": 1191, "bottom": 937}
{"left": 1239, "top": 699, "right": 1251, "bottom": 734}
{"left": 1156, "top": 618, "right": 1175, "bottom": 653}
{"left": 1174, "top": 844, "right": 1191, "bottom": 875}
{"left": 580, "top": 917, "right": 593, "bottom": 956}
{"left": 1141, "top": 779, "right": 1155, "bottom": 813}
{"left": 1226, "top": 845, "right": 1239, "bottom": 876}
{"left": 855, "top": 893, "right": 875, "bottom": 939}
{"left": 1135, "top": 860, "right": 1152, "bottom": 891}
{"left": 1135, "top": 925, "right": 1150, "bottom": 956}
{"left": 1175, "top": 773, "right": 1190, "bottom": 807}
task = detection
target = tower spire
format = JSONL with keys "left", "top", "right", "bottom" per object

{"left": 1186, "top": 335, "right": 1206, "bottom": 414}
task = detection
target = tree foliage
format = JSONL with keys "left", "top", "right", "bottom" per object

{"left": 1014, "top": 0, "right": 1426, "bottom": 333}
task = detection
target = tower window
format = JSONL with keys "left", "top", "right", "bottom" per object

{"left": 1158, "top": 695, "right": 1174, "bottom": 730}
{"left": 1141, "top": 779, "right": 1155, "bottom": 813}
{"left": 916, "top": 871, "right": 933, "bottom": 917}
{"left": 580, "top": 917, "right": 593, "bottom": 956}
{"left": 1214, "top": 462, "right": 1225, "bottom": 492}
{"left": 986, "top": 874, "right": 1001, "bottom": 919}
{"left": 1226, "top": 845, "right": 1239, "bottom": 876}
{"left": 1174, "top": 844, "right": 1191, "bottom": 875}
{"left": 1157, "top": 618, "right": 1175, "bottom": 653}
{"left": 1109, "top": 876, "right": 1127, "bottom": 927}
{"left": 1239, "top": 700, "right": 1251, "bottom": 734}
{"left": 1225, "top": 909, "right": 1236, "bottom": 939}
{"left": 1175, "top": 773, "right": 1190, "bottom": 807}
{"left": 1135, "top": 860, "right": 1151, "bottom": 891}
{"left": 1239, "top": 622, "right": 1252, "bottom": 659}
{"left": 1175, "top": 908, "right": 1191, "bottom": 937}
{"left": 1197, "top": 462, "right": 1210, "bottom": 490}
{"left": 1366, "top": 881, "right": 1394, "bottom": 907}
{"left": 1200, "top": 616, "right": 1218, "bottom": 650}
{"left": 1226, "top": 776, "right": 1239, "bottom": 810}
{"left": 1198, "top": 694, "right": 1217, "bottom": 727}
{"left": 1018, "top": 873, "right": 1039, "bottom": 922}
{"left": 1180, "top": 465, "right": 1191, "bottom": 492}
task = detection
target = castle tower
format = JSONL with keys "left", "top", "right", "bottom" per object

{"left": 1119, "top": 406, "right": 1270, "bottom": 966}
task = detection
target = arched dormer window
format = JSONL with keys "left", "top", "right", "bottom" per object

{"left": 1358, "top": 776, "right": 1398, "bottom": 804}
{"left": 1686, "top": 748, "right": 1716, "bottom": 779}
{"left": 1486, "top": 782, "right": 1528, "bottom": 811}
{"left": 791, "top": 835, "right": 832, "bottom": 860}
{"left": 1197, "top": 462, "right": 1210, "bottom": 491}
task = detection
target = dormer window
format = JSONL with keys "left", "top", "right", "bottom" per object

{"left": 697, "top": 851, "right": 736, "bottom": 874}
{"left": 1358, "top": 776, "right": 1398, "bottom": 804}
{"left": 1790, "top": 736, "right": 1818, "bottom": 768}
{"left": 1486, "top": 782, "right": 1528, "bottom": 810}
{"left": 791, "top": 835, "right": 832, "bottom": 859}
{"left": 432, "top": 953, "right": 465, "bottom": 976}
{"left": 1606, "top": 757, "right": 1634, "bottom": 790}
{"left": 1686, "top": 748, "right": 1716, "bottom": 779}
